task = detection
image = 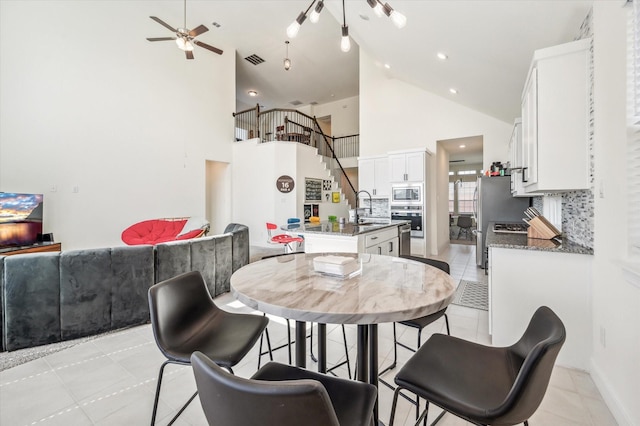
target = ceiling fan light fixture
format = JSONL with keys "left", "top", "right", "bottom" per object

{"left": 309, "top": 0, "right": 324, "bottom": 23}
{"left": 175, "top": 37, "right": 186, "bottom": 50}
{"left": 184, "top": 39, "right": 194, "bottom": 51}
{"left": 340, "top": 25, "right": 351, "bottom": 53}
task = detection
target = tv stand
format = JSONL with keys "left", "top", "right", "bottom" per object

{"left": 0, "top": 242, "right": 62, "bottom": 256}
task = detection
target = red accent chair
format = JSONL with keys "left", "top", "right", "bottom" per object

{"left": 121, "top": 217, "right": 209, "bottom": 246}
{"left": 266, "top": 222, "right": 303, "bottom": 253}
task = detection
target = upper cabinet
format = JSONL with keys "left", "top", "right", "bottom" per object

{"left": 389, "top": 151, "right": 425, "bottom": 182}
{"left": 358, "top": 156, "right": 390, "bottom": 198}
{"left": 509, "top": 119, "right": 533, "bottom": 197}
{"left": 521, "top": 38, "right": 590, "bottom": 193}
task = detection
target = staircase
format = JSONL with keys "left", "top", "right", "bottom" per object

{"left": 233, "top": 105, "right": 359, "bottom": 208}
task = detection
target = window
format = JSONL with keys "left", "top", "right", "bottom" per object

{"left": 448, "top": 182, "right": 454, "bottom": 213}
{"left": 457, "top": 181, "right": 477, "bottom": 214}
{"left": 448, "top": 179, "right": 478, "bottom": 215}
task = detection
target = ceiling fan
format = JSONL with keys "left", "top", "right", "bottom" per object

{"left": 146, "top": 0, "right": 223, "bottom": 60}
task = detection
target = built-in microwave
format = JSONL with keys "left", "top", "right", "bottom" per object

{"left": 391, "top": 184, "right": 422, "bottom": 204}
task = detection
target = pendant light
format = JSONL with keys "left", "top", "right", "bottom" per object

{"left": 309, "top": 0, "right": 324, "bottom": 23}
{"left": 286, "top": 0, "right": 406, "bottom": 50}
{"left": 340, "top": 0, "right": 351, "bottom": 53}
{"left": 284, "top": 41, "right": 291, "bottom": 71}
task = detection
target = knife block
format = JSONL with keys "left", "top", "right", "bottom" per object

{"left": 527, "top": 216, "right": 561, "bottom": 240}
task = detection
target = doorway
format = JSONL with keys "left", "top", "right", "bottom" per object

{"left": 437, "top": 136, "right": 483, "bottom": 248}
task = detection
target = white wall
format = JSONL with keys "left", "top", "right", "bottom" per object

{"left": 359, "top": 50, "right": 512, "bottom": 254}
{"left": 0, "top": 1, "right": 236, "bottom": 250}
{"left": 232, "top": 140, "right": 349, "bottom": 247}
{"left": 299, "top": 95, "right": 360, "bottom": 137}
{"left": 591, "top": 3, "right": 640, "bottom": 425}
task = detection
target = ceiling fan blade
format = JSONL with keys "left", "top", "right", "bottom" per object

{"left": 193, "top": 40, "right": 223, "bottom": 55}
{"left": 146, "top": 37, "right": 176, "bottom": 42}
{"left": 186, "top": 50, "right": 195, "bottom": 60}
{"left": 150, "top": 16, "right": 178, "bottom": 33}
{"left": 189, "top": 24, "right": 209, "bottom": 37}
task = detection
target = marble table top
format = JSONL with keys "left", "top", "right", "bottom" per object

{"left": 230, "top": 253, "right": 456, "bottom": 324}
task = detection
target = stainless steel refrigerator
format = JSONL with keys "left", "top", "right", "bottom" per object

{"left": 474, "top": 176, "right": 531, "bottom": 268}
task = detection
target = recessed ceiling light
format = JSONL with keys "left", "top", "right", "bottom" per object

{"left": 437, "top": 52, "right": 448, "bottom": 60}
{"left": 248, "top": 90, "right": 258, "bottom": 97}
{"left": 449, "top": 88, "right": 458, "bottom": 94}
{"left": 459, "top": 144, "right": 466, "bottom": 148}
{"left": 384, "top": 63, "right": 391, "bottom": 69}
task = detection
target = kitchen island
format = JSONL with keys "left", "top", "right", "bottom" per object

{"left": 486, "top": 223, "right": 593, "bottom": 370}
{"left": 288, "top": 220, "right": 409, "bottom": 256}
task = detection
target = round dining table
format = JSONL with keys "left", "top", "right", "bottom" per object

{"left": 230, "top": 252, "right": 456, "bottom": 424}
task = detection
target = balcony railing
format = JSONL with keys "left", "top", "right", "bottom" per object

{"left": 233, "top": 105, "right": 359, "bottom": 159}
{"left": 233, "top": 105, "right": 359, "bottom": 205}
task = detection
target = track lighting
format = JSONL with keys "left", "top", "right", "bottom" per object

{"left": 286, "top": 0, "right": 406, "bottom": 51}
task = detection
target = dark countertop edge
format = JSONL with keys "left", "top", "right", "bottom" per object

{"left": 292, "top": 220, "right": 409, "bottom": 237}
{"left": 486, "top": 223, "right": 593, "bottom": 255}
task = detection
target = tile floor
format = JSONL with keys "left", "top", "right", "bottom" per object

{"left": 0, "top": 244, "right": 617, "bottom": 425}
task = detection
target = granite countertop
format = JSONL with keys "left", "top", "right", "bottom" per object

{"left": 486, "top": 222, "right": 593, "bottom": 255}
{"left": 283, "top": 220, "right": 408, "bottom": 237}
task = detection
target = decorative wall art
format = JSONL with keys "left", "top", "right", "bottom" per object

{"left": 305, "top": 178, "right": 322, "bottom": 202}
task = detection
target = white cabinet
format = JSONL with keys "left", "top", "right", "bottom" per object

{"left": 389, "top": 151, "right": 425, "bottom": 182}
{"left": 521, "top": 38, "right": 590, "bottom": 192}
{"left": 302, "top": 225, "right": 399, "bottom": 257}
{"left": 489, "top": 247, "right": 592, "bottom": 370}
{"left": 362, "top": 227, "right": 399, "bottom": 256}
{"left": 508, "top": 119, "right": 533, "bottom": 197}
{"left": 358, "top": 156, "right": 390, "bottom": 197}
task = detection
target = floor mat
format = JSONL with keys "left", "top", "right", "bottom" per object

{"left": 452, "top": 279, "right": 488, "bottom": 311}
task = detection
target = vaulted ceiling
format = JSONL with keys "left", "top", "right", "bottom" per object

{"left": 173, "top": 0, "right": 593, "bottom": 123}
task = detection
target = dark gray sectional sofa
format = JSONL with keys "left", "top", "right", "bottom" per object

{"left": 0, "top": 223, "right": 249, "bottom": 352}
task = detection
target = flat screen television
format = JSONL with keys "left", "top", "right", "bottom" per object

{"left": 0, "top": 192, "right": 44, "bottom": 248}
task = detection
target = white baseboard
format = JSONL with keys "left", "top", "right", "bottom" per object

{"left": 590, "top": 360, "right": 636, "bottom": 426}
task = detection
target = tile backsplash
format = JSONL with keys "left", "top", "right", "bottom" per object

{"left": 359, "top": 198, "right": 390, "bottom": 218}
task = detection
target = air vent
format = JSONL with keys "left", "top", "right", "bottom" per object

{"left": 245, "top": 54, "right": 265, "bottom": 65}
{"left": 289, "top": 100, "right": 303, "bottom": 106}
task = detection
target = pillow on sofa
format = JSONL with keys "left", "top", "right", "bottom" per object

{"left": 177, "top": 216, "right": 209, "bottom": 237}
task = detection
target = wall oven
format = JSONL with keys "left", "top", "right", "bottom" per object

{"left": 391, "top": 184, "right": 422, "bottom": 205}
{"left": 391, "top": 205, "right": 423, "bottom": 238}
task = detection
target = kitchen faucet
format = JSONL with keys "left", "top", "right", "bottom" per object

{"left": 354, "top": 190, "right": 373, "bottom": 223}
